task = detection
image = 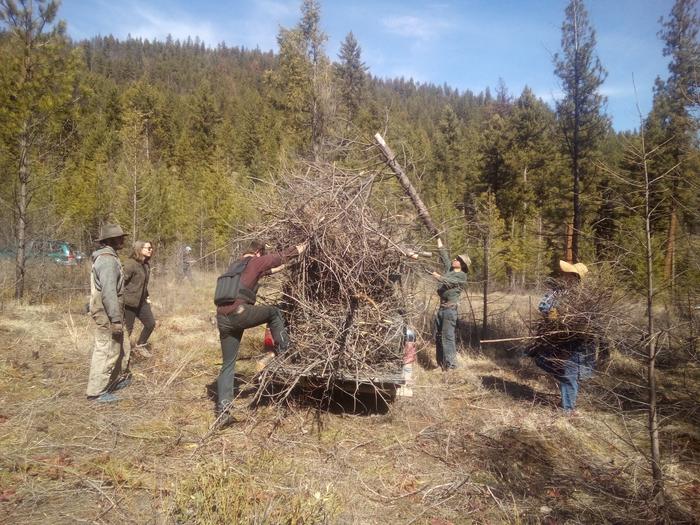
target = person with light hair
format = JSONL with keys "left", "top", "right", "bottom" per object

{"left": 180, "top": 245, "right": 194, "bottom": 281}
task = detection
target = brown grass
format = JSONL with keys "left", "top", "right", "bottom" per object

{"left": 0, "top": 270, "right": 698, "bottom": 524}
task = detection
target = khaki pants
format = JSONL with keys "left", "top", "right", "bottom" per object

{"left": 86, "top": 309, "right": 131, "bottom": 397}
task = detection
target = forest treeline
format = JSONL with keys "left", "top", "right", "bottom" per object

{"left": 1, "top": 0, "right": 698, "bottom": 301}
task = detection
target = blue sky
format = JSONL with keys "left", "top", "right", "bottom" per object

{"left": 59, "top": 0, "right": 678, "bottom": 132}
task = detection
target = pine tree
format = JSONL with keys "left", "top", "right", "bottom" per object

{"left": 266, "top": 0, "right": 331, "bottom": 160}
{"left": 335, "top": 31, "right": 367, "bottom": 126}
{"left": 655, "top": 0, "right": 700, "bottom": 293}
{"left": 0, "top": 0, "right": 82, "bottom": 298}
{"left": 300, "top": 0, "right": 330, "bottom": 160}
{"left": 471, "top": 191, "right": 506, "bottom": 333}
{"left": 434, "top": 105, "right": 466, "bottom": 193}
{"left": 553, "top": 0, "right": 609, "bottom": 262}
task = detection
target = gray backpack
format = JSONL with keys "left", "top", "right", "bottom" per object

{"left": 213, "top": 257, "right": 255, "bottom": 306}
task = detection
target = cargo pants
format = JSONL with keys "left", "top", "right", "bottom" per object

{"left": 86, "top": 278, "right": 131, "bottom": 397}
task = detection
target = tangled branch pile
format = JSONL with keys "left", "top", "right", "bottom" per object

{"left": 249, "top": 162, "right": 423, "bottom": 404}
{"left": 528, "top": 271, "right": 634, "bottom": 357}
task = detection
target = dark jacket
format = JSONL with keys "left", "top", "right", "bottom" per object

{"left": 123, "top": 257, "right": 150, "bottom": 308}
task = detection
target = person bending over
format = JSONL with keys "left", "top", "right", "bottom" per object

{"left": 213, "top": 239, "right": 307, "bottom": 428}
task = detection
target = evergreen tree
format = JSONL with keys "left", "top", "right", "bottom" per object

{"left": 300, "top": 0, "right": 329, "bottom": 160}
{"left": 0, "top": 0, "right": 82, "bottom": 298}
{"left": 553, "top": 0, "right": 609, "bottom": 262}
{"left": 267, "top": 26, "right": 311, "bottom": 154}
{"left": 266, "top": 0, "right": 331, "bottom": 160}
{"left": 335, "top": 31, "right": 367, "bottom": 126}
{"left": 433, "top": 105, "right": 465, "bottom": 193}
{"left": 655, "top": 0, "right": 700, "bottom": 290}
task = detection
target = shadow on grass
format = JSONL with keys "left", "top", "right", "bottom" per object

{"left": 418, "top": 425, "right": 695, "bottom": 523}
{"left": 480, "top": 374, "right": 555, "bottom": 406}
{"left": 244, "top": 380, "right": 393, "bottom": 416}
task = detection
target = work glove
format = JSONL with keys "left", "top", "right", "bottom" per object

{"left": 110, "top": 322, "right": 123, "bottom": 336}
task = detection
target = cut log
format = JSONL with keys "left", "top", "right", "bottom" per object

{"left": 374, "top": 133, "right": 440, "bottom": 238}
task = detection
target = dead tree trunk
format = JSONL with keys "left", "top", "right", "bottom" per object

{"left": 641, "top": 132, "right": 665, "bottom": 510}
{"left": 374, "top": 133, "right": 440, "bottom": 238}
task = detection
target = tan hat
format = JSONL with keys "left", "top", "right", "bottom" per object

{"left": 98, "top": 223, "right": 127, "bottom": 242}
{"left": 559, "top": 260, "right": 588, "bottom": 278}
{"left": 456, "top": 253, "right": 472, "bottom": 272}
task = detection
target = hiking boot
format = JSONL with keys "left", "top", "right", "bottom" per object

{"left": 111, "top": 376, "right": 132, "bottom": 392}
{"left": 255, "top": 351, "right": 275, "bottom": 372}
{"left": 213, "top": 411, "right": 237, "bottom": 430}
{"left": 134, "top": 344, "right": 152, "bottom": 358}
{"left": 87, "top": 392, "right": 119, "bottom": 403}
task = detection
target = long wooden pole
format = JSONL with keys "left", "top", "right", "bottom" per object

{"left": 374, "top": 133, "right": 440, "bottom": 238}
{"left": 480, "top": 335, "right": 544, "bottom": 344}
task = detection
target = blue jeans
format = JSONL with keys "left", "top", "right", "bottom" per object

{"left": 215, "top": 304, "right": 287, "bottom": 412}
{"left": 435, "top": 306, "right": 458, "bottom": 369}
{"left": 535, "top": 344, "right": 594, "bottom": 411}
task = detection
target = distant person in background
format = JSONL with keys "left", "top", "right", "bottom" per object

{"left": 426, "top": 237, "right": 470, "bottom": 370}
{"left": 533, "top": 260, "right": 594, "bottom": 416}
{"left": 182, "top": 245, "right": 194, "bottom": 281}
{"left": 123, "top": 240, "right": 156, "bottom": 358}
{"left": 86, "top": 224, "right": 132, "bottom": 403}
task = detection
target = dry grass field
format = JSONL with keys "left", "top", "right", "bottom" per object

{"left": 0, "top": 268, "right": 698, "bottom": 524}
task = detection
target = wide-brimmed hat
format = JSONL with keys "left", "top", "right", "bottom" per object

{"left": 559, "top": 260, "right": 588, "bottom": 278}
{"left": 456, "top": 253, "right": 471, "bottom": 272}
{"left": 98, "top": 223, "right": 127, "bottom": 242}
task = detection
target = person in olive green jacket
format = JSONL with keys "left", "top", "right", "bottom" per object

{"left": 123, "top": 240, "right": 156, "bottom": 353}
{"left": 426, "top": 237, "right": 470, "bottom": 370}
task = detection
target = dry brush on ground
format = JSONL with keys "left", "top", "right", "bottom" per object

{"left": 1, "top": 274, "right": 699, "bottom": 523}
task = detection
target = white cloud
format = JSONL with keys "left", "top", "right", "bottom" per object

{"left": 256, "top": 0, "right": 297, "bottom": 19}
{"left": 382, "top": 15, "right": 452, "bottom": 41}
{"left": 599, "top": 85, "right": 634, "bottom": 98}
{"left": 120, "top": 5, "right": 219, "bottom": 45}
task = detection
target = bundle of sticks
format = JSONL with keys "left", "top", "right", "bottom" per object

{"left": 248, "top": 162, "right": 424, "bottom": 403}
{"left": 526, "top": 272, "right": 630, "bottom": 358}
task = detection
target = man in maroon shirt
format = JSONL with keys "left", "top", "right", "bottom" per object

{"left": 214, "top": 238, "right": 307, "bottom": 428}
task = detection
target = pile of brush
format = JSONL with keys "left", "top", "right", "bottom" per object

{"left": 245, "top": 161, "right": 427, "bottom": 404}
{"left": 527, "top": 271, "right": 631, "bottom": 359}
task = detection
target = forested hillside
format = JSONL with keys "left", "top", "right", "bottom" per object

{"left": 2, "top": 0, "right": 696, "bottom": 301}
